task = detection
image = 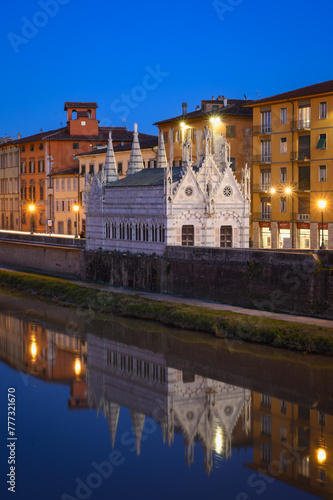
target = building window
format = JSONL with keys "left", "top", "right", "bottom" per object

{"left": 182, "top": 225, "right": 194, "bottom": 246}
{"left": 61, "top": 201, "right": 65, "bottom": 212}
{"left": 73, "top": 178, "right": 78, "bottom": 190}
{"left": 117, "top": 162, "right": 123, "bottom": 175}
{"left": 56, "top": 179, "right": 59, "bottom": 192}
{"left": 39, "top": 211, "right": 44, "bottom": 225}
{"left": 81, "top": 121, "right": 86, "bottom": 126}
{"left": 280, "top": 427, "right": 287, "bottom": 442}
{"left": 163, "top": 131, "right": 168, "bottom": 143}
{"left": 21, "top": 162, "right": 26, "bottom": 173}
{"left": 319, "top": 165, "right": 327, "bottom": 182}
{"left": 261, "top": 394, "right": 271, "bottom": 408}
{"left": 261, "top": 111, "right": 271, "bottom": 133}
{"left": 316, "top": 133, "right": 327, "bottom": 150}
{"left": 38, "top": 160, "right": 44, "bottom": 172}
{"left": 56, "top": 201, "right": 59, "bottom": 212}
{"left": 73, "top": 143, "right": 79, "bottom": 149}
{"left": 261, "top": 415, "right": 271, "bottom": 436}
{"left": 22, "top": 146, "right": 25, "bottom": 153}
{"left": 298, "top": 456, "right": 310, "bottom": 479}
{"left": 261, "top": 443, "right": 271, "bottom": 465}
{"left": 67, "top": 201, "right": 71, "bottom": 211}
{"left": 280, "top": 400, "right": 287, "bottom": 414}
{"left": 261, "top": 140, "right": 271, "bottom": 162}
{"left": 67, "top": 178, "right": 71, "bottom": 191}
{"left": 226, "top": 125, "right": 235, "bottom": 138}
{"left": 98, "top": 163, "right": 103, "bottom": 172}
{"left": 40, "top": 186, "right": 44, "bottom": 200}
{"left": 39, "top": 143, "right": 43, "bottom": 150}
{"left": 261, "top": 169, "right": 271, "bottom": 190}
{"left": 319, "top": 102, "right": 327, "bottom": 119}
{"left": 280, "top": 137, "right": 287, "bottom": 153}
{"left": 280, "top": 197, "right": 287, "bottom": 213}
{"left": 174, "top": 130, "right": 182, "bottom": 142}
{"left": 280, "top": 167, "right": 287, "bottom": 183}
{"left": 61, "top": 179, "right": 65, "bottom": 191}
{"left": 29, "top": 161, "right": 35, "bottom": 173}
{"left": 30, "top": 144, "right": 34, "bottom": 152}
{"left": 280, "top": 107, "right": 287, "bottom": 124}
{"left": 299, "top": 105, "right": 311, "bottom": 128}
{"left": 89, "top": 164, "right": 94, "bottom": 175}
{"left": 220, "top": 226, "right": 232, "bottom": 247}
{"left": 81, "top": 164, "right": 86, "bottom": 174}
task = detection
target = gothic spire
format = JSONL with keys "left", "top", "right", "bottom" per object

{"left": 104, "top": 131, "right": 119, "bottom": 183}
{"left": 129, "top": 410, "right": 145, "bottom": 455}
{"left": 127, "top": 123, "right": 144, "bottom": 175}
{"left": 157, "top": 129, "right": 168, "bottom": 169}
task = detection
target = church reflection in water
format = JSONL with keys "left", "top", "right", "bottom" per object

{"left": 0, "top": 310, "right": 332, "bottom": 497}
{"left": 87, "top": 333, "right": 252, "bottom": 474}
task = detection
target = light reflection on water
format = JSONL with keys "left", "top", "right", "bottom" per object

{"left": 0, "top": 292, "right": 331, "bottom": 500}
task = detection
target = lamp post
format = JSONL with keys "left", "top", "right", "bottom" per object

{"left": 73, "top": 204, "right": 79, "bottom": 238}
{"left": 29, "top": 204, "right": 35, "bottom": 234}
{"left": 318, "top": 200, "right": 327, "bottom": 249}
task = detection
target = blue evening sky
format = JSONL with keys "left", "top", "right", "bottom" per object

{"left": 1, "top": 0, "right": 333, "bottom": 138}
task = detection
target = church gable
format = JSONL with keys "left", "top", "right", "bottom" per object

{"left": 215, "top": 166, "right": 244, "bottom": 204}
{"left": 172, "top": 166, "right": 205, "bottom": 204}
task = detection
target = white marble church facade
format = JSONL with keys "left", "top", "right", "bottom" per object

{"left": 85, "top": 124, "right": 251, "bottom": 255}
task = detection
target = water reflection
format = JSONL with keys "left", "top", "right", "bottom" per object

{"left": 0, "top": 305, "right": 332, "bottom": 499}
{"left": 87, "top": 333, "right": 252, "bottom": 474}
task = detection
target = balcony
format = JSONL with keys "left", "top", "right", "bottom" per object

{"left": 252, "top": 183, "right": 271, "bottom": 193}
{"left": 290, "top": 152, "right": 311, "bottom": 162}
{"left": 291, "top": 120, "right": 311, "bottom": 130}
{"left": 292, "top": 213, "right": 310, "bottom": 222}
{"left": 252, "top": 212, "right": 271, "bottom": 221}
{"left": 253, "top": 125, "right": 272, "bottom": 136}
{"left": 253, "top": 154, "right": 271, "bottom": 164}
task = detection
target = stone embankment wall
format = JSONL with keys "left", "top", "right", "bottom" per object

{"left": 83, "top": 247, "right": 333, "bottom": 319}
{"left": 0, "top": 231, "right": 332, "bottom": 318}
{"left": 0, "top": 233, "right": 83, "bottom": 278}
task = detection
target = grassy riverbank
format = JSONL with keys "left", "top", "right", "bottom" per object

{"left": 0, "top": 269, "right": 332, "bottom": 355}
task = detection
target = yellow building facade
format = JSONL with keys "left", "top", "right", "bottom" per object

{"left": 248, "top": 80, "right": 333, "bottom": 249}
{"left": 154, "top": 97, "right": 253, "bottom": 183}
{"left": 250, "top": 392, "right": 332, "bottom": 499}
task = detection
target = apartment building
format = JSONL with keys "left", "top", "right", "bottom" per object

{"left": 247, "top": 80, "right": 333, "bottom": 249}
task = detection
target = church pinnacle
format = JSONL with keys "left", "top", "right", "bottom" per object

{"left": 157, "top": 129, "right": 168, "bottom": 169}
{"left": 104, "top": 131, "right": 119, "bottom": 183}
{"left": 127, "top": 123, "right": 144, "bottom": 175}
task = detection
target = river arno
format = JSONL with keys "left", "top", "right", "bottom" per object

{"left": 0, "top": 290, "right": 332, "bottom": 500}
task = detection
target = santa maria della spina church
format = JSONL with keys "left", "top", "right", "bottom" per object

{"left": 85, "top": 123, "right": 251, "bottom": 255}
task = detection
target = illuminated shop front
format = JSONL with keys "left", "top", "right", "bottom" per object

{"left": 259, "top": 222, "right": 271, "bottom": 248}
{"left": 298, "top": 222, "right": 310, "bottom": 249}
{"left": 278, "top": 222, "right": 291, "bottom": 249}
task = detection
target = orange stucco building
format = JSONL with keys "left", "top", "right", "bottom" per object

{"left": 3, "top": 102, "right": 156, "bottom": 233}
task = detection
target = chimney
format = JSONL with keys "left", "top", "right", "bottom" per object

{"left": 182, "top": 102, "right": 188, "bottom": 116}
{"left": 40, "top": 128, "right": 43, "bottom": 133}
{"left": 223, "top": 97, "right": 228, "bottom": 107}
{"left": 17, "top": 133, "right": 21, "bottom": 139}
{"left": 212, "top": 96, "right": 215, "bottom": 101}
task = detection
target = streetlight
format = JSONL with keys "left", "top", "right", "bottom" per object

{"left": 317, "top": 447, "right": 327, "bottom": 464}
{"left": 73, "top": 204, "right": 79, "bottom": 238}
{"left": 29, "top": 204, "right": 35, "bottom": 234}
{"left": 318, "top": 199, "right": 327, "bottom": 249}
